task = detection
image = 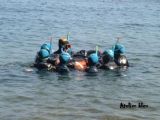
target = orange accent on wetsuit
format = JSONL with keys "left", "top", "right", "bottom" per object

{"left": 74, "top": 59, "right": 88, "bottom": 71}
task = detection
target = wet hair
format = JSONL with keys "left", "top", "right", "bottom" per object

{"left": 58, "top": 37, "right": 69, "bottom": 48}
{"left": 102, "top": 54, "right": 111, "bottom": 64}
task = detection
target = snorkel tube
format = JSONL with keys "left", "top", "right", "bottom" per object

{"left": 66, "top": 32, "right": 73, "bottom": 55}
{"left": 67, "top": 32, "right": 70, "bottom": 42}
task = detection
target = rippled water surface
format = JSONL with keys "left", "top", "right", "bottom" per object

{"left": 0, "top": 0, "right": 160, "bottom": 120}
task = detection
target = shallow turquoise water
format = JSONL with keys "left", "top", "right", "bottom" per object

{"left": 0, "top": 0, "right": 160, "bottom": 120}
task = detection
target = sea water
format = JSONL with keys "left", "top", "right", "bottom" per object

{"left": 0, "top": 0, "right": 160, "bottom": 120}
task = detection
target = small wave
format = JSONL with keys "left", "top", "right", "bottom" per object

{"left": 101, "top": 115, "right": 137, "bottom": 120}
{"left": 152, "top": 55, "right": 160, "bottom": 58}
{"left": 83, "top": 108, "right": 103, "bottom": 113}
{"left": 142, "top": 70, "right": 154, "bottom": 74}
{"left": 124, "top": 23, "right": 145, "bottom": 27}
{"left": 24, "top": 67, "right": 34, "bottom": 72}
{"left": 0, "top": 61, "right": 33, "bottom": 68}
{"left": 130, "top": 53, "right": 160, "bottom": 59}
{"left": 3, "top": 95, "right": 34, "bottom": 103}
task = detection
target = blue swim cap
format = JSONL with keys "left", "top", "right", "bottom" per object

{"left": 39, "top": 49, "right": 50, "bottom": 59}
{"left": 88, "top": 53, "right": 99, "bottom": 66}
{"left": 41, "top": 43, "right": 52, "bottom": 53}
{"left": 59, "top": 52, "right": 71, "bottom": 64}
{"left": 103, "top": 49, "right": 114, "bottom": 58}
{"left": 114, "top": 44, "right": 125, "bottom": 54}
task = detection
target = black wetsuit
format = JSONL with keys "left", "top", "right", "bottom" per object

{"left": 34, "top": 53, "right": 56, "bottom": 70}
{"left": 98, "top": 53, "right": 129, "bottom": 70}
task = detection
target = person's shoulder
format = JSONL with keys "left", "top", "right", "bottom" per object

{"left": 54, "top": 50, "right": 59, "bottom": 54}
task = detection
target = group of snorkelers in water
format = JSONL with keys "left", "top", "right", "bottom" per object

{"left": 34, "top": 35, "right": 129, "bottom": 73}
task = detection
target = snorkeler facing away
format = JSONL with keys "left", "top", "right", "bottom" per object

{"left": 98, "top": 38, "right": 129, "bottom": 70}
{"left": 86, "top": 52, "right": 99, "bottom": 73}
{"left": 99, "top": 49, "right": 118, "bottom": 70}
{"left": 68, "top": 46, "right": 101, "bottom": 72}
{"left": 34, "top": 42, "right": 56, "bottom": 70}
{"left": 112, "top": 37, "right": 129, "bottom": 67}
{"left": 68, "top": 51, "right": 99, "bottom": 73}
{"left": 113, "top": 43, "right": 129, "bottom": 67}
{"left": 56, "top": 48, "right": 72, "bottom": 73}
{"left": 34, "top": 41, "right": 72, "bottom": 72}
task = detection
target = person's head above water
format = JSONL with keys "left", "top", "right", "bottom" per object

{"left": 59, "top": 51, "right": 71, "bottom": 65}
{"left": 58, "top": 37, "right": 70, "bottom": 49}
{"left": 41, "top": 43, "right": 53, "bottom": 54}
{"left": 86, "top": 53, "right": 99, "bottom": 73}
{"left": 103, "top": 49, "right": 114, "bottom": 64}
{"left": 88, "top": 53, "right": 99, "bottom": 66}
{"left": 38, "top": 49, "right": 50, "bottom": 59}
{"left": 113, "top": 43, "right": 129, "bottom": 66}
{"left": 103, "top": 49, "right": 114, "bottom": 58}
{"left": 114, "top": 43, "right": 125, "bottom": 55}
{"left": 55, "top": 36, "right": 72, "bottom": 55}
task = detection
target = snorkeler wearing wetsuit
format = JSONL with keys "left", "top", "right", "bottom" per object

{"left": 113, "top": 43, "right": 129, "bottom": 67}
{"left": 34, "top": 43, "right": 57, "bottom": 70}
